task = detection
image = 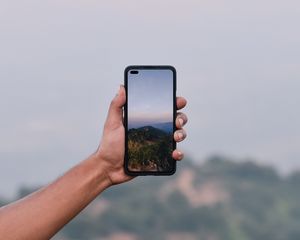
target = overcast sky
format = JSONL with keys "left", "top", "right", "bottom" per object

{"left": 0, "top": 0, "right": 299, "bottom": 198}
{"left": 128, "top": 69, "right": 173, "bottom": 126}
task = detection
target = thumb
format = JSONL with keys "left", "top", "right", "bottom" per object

{"left": 105, "top": 85, "right": 126, "bottom": 128}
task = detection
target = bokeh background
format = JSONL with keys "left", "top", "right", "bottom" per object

{"left": 1, "top": 1, "right": 300, "bottom": 239}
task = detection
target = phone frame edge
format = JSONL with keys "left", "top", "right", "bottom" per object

{"left": 123, "top": 65, "right": 177, "bottom": 176}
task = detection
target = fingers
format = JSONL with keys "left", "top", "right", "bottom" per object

{"left": 175, "top": 112, "right": 188, "bottom": 129}
{"left": 172, "top": 149, "right": 184, "bottom": 161}
{"left": 174, "top": 128, "right": 187, "bottom": 142}
{"left": 176, "top": 97, "right": 187, "bottom": 110}
{"left": 174, "top": 101, "right": 187, "bottom": 161}
{"left": 105, "top": 85, "right": 126, "bottom": 128}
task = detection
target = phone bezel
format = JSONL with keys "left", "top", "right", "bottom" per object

{"left": 124, "top": 65, "right": 177, "bottom": 176}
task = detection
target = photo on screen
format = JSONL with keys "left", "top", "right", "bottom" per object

{"left": 127, "top": 69, "right": 174, "bottom": 172}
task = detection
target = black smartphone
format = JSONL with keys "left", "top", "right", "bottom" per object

{"left": 124, "top": 65, "right": 177, "bottom": 176}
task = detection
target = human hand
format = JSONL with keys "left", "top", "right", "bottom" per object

{"left": 95, "top": 85, "right": 188, "bottom": 185}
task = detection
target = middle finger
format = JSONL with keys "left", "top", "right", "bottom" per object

{"left": 176, "top": 112, "right": 188, "bottom": 129}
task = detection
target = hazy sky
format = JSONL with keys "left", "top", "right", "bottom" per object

{"left": 128, "top": 69, "right": 173, "bottom": 126}
{"left": 0, "top": 0, "right": 300, "bottom": 197}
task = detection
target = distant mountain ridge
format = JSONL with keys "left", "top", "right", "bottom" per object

{"left": 128, "top": 125, "right": 169, "bottom": 142}
{"left": 3, "top": 157, "right": 300, "bottom": 240}
{"left": 151, "top": 122, "right": 173, "bottom": 133}
{"left": 129, "top": 121, "right": 173, "bottom": 133}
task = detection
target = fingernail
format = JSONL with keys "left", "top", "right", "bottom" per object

{"left": 178, "top": 118, "right": 184, "bottom": 126}
{"left": 177, "top": 151, "right": 183, "bottom": 159}
{"left": 177, "top": 132, "right": 183, "bottom": 140}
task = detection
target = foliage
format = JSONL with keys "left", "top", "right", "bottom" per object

{"left": 128, "top": 126, "right": 173, "bottom": 171}
{"left": 3, "top": 157, "right": 300, "bottom": 240}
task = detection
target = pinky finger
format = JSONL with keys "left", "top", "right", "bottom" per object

{"left": 172, "top": 149, "right": 184, "bottom": 161}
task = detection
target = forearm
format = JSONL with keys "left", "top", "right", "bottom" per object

{"left": 0, "top": 154, "right": 111, "bottom": 240}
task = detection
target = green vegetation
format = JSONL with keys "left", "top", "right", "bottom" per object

{"left": 2, "top": 156, "right": 300, "bottom": 240}
{"left": 128, "top": 126, "right": 173, "bottom": 171}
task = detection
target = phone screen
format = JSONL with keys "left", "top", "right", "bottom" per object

{"left": 124, "top": 66, "right": 176, "bottom": 175}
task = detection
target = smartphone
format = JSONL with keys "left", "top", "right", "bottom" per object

{"left": 124, "top": 65, "right": 177, "bottom": 176}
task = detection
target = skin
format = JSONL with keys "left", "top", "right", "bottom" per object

{"left": 0, "top": 85, "right": 188, "bottom": 240}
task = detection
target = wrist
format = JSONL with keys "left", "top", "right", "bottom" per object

{"left": 82, "top": 153, "right": 113, "bottom": 194}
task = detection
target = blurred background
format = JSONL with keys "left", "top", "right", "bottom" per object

{"left": 0, "top": 0, "right": 300, "bottom": 239}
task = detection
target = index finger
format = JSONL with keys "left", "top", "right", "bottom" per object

{"left": 176, "top": 97, "right": 187, "bottom": 110}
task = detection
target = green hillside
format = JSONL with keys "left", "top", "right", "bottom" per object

{"left": 2, "top": 157, "right": 300, "bottom": 240}
{"left": 128, "top": 126, "right": 173, "bottom": 171}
